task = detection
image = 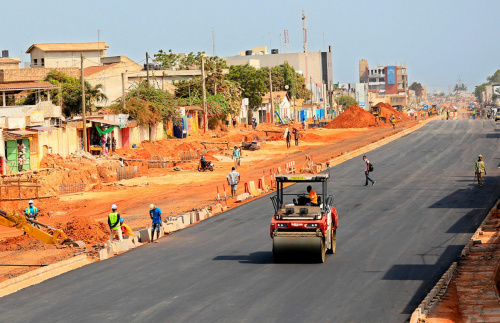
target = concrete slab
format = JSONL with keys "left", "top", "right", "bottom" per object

{"left": 163, "top": 222, "right": 175, "bottom": 233}
{"left": 98, "top": 248, "right": 108, "bottom": 260}
{"left": 115, "top": 240, "right": 130, "bottom": 252}
{"left": 138, "top": 228, "right": 151, "bottom": 243}
{"left": 237, "top": 192, "right": 250, "bottom": 202}
{"left": 190, "top": 212, "right": 199, "bottom": 223}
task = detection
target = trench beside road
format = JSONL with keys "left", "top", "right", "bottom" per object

{"left": 1, "top": 119, "right": 499, "bottom": 322}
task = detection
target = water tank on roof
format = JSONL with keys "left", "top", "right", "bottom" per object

{"left": 143, "top": 63, "right": 155, "bottom": 70}
{"left": 245, "top": 50, "right": 253, "bottom": 56}
{"left": 271, "top": 49, "right": 279, "bottom": 54}
{"left": 2, "top": 50, "right": 8, "bottom": 58}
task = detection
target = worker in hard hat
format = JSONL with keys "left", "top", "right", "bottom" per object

{"left": 120, "top": 218, "right": 134, "bottom": 238}
{"left": 24, "top": 200, "right": 40, "bottom": 229}
{"left": 149, "top": 204, "right": 162, "bottom": 243}
{"left": 108, "top": 204, "right": 123, "bottom": 242}
{"left": 475, "top": 155, "right": 486, "bottom": 187}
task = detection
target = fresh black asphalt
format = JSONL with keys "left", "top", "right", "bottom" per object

{"left": 1, "top": 119, "right": 499, "bottom": 323}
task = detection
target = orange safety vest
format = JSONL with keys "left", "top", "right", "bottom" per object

{"left": 121, "top": 223, "right": 134, "bottom": 237}
{"left": 309, "top": 189, "right": 318, "bottom": 204}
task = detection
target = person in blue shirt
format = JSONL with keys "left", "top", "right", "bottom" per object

{"left": 25, "top": 200, "right": 40, "bottom": 229}
{"left": 149, "top": 204, "right": 162, "bottom": 243}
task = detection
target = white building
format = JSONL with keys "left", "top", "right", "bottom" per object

{"left": 26, "top": 42, "right": 109, "bottom": 69}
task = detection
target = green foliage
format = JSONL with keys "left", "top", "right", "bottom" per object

{"left": 453, "top": 83, "right": 467, "bottom": 92}
{"left": 110, "top": 81, "right": 182, "bottom": 126}
{"left": 409, "top": 82, "right": 424, "bottom": 97}
{"left": 227, "top": 61, "right": 311, "bottom": 109}
{"left": 173, "top": 56, "right": 241, "bottom": 120}
{"left": 227, "top": 64, "right": 268, "bottom": 108}
{"left": 153, "top": 49, "right": 180, "bottom": 69}
{"left": 487, "top": 70, "right": 500, "bottom": 83}
{"left": 336, "top": 96, "right": 357, "bottom": 109}
{"left": 20, "top": 70, "right": 107, "bottom": 116}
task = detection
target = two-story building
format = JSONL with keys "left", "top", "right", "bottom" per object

{"left": 26, "top": 42, "right": 109, "bottom": 69}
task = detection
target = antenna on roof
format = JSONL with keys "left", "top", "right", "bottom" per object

{"left": 212, "top": 27, "right": 216, "bottom": 56}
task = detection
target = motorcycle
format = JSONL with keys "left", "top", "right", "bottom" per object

{"left": 198, "top": 159, "right": 214, "bottom": 172}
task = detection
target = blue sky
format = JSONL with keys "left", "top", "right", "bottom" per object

{"left": 6, "top": 0, "right": 500, "bottom": 93}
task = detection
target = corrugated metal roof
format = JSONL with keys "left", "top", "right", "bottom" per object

{"left": 0, "top": 82, "right": 60, "bottom": 91}
{"left": 28, "top": 126, "right": 57, "bottom": 132}
{"left": 4, "top": 130, "right": 37, "bottom": 136}
{"left": 26, "top": 42, "right": 109, "bottom": 53}
{"left": 88, "top": 118, "right": 122, "bottom": 126}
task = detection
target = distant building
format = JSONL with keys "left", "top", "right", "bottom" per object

{"left": 224, "top": 46, "right": 333, "bottom": 104}
{"left": 26, "top": 42, "right": 109, "bottom": 69}
{"left": 359, "top": 59, "right": 408, "bottom": 95}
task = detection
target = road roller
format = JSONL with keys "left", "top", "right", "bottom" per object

{"left": 270, "top": 174, "right": 338, "bottom": 263}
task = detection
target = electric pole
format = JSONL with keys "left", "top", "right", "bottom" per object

{"left": 121, "top": 72, "right": 126, "bottom": 111}
{"left": 81, "top": 53, "right": 87, "bottom": 152}
{"left": 201, "top": 57, "right": 208, "bottom": 133}
{"left": 146, "top": 52, "right": 150, "bottom": 90}
{"left": 269, "top": 68, "right": 274, "bottom": 124}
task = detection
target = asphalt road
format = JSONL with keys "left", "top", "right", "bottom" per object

{"left": 1, "top": 119, "right": 499, "bottom": 323}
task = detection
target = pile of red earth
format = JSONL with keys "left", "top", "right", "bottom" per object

{"left": 325, "top": 105, "right": 376, "bottom": 128}
{"left": 60, "top": 216, "right": 109, "bottom": 245}
{"left": 0, "top": 235, "right": 54, "bottom": 252}
{"left": 375, "top": 102, "right": 411, "bottom": 121}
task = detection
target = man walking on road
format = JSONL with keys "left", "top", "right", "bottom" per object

{"left": 475, "top": 155, "right": 486, "bottom": 187}
{"left": 227, "top": 167, "right": 240, "bottom": 198}
{"left": 293, "top": 129, "right": 299, "bottom": 146}
{"left": 232, "top": 145, "right": 241, "bottom": 169}
{"left": 149, "top": 204, "right": 162, "bottom": 243}
{"left": 108, "top": 204, "right": 123, "bottom": 242}
{"left": 285, "top": 129, "right": 291, "bottom": 148}
{"left": 363, "top": 156, "right": 375, "bottom": 186}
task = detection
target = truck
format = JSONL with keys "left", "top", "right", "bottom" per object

{"left": 270, "top": 174, "right": 338, "bottom": 263}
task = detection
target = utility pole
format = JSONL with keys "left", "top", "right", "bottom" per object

{"left": 310, "top": 76, "right": 313, "bottom": 103}
{"left": 121, "top": 73, "right": 126, "bottom": 111}
{"left": 293, "top": 73, "right": 297, "bottom": 122}
{"left": 146, "top": 52, "right": 150, "bottom": 90}
{"left": 269, "top": 68, "right": 274, "bottom": 124}
{"left": 201, "top": 57, "right": 208, "bottom": 133}
{"left": 81, "top": 53, "right": 87, "bottom": 152}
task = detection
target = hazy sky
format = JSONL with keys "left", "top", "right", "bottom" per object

{"left": 6, "top": 0, "right": 499, "bottom": 92}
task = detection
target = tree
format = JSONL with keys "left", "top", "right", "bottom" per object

{"left": 487, "top": 70, "right": 500, "bottom": 83}
{"left": 336, "top": 96, "right": 357, "bottom": 109}
{"left": 20, "top": 70, "right": 107, "bottom": 116}
{"left": 153, "top": 49, "right": 180, "bottom": 69}
{"left": 110, "top": 81, "right": 182, "bottom": 126}
{"left": 409, "top": 82, "right": 424, "bottom": 97}
{"left": 227, "top": 64, "right": 268, "bottom": 108}
{"left": 453, "top": 83, "right": 467, "bottom": 93}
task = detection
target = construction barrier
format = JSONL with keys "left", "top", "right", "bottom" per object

{"left": 248, "top": 181, "right": 261, "bottom": 196}
{"left": 244, "top": 182, "right": 250, "bottom": 194}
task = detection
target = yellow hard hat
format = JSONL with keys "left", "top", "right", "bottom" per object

{"left": 478, "top": 155, "right": 483, "bottom": 158}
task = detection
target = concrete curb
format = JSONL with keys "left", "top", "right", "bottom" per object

{"left": 410, "top": 198, "right": 500, "bottom": 323}
{"left": 0, "top": 254, "right": 91, "bottom": 298}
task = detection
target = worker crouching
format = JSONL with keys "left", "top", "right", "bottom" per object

{"left": 108, "top": 204, "right": 123, "bottom": 242}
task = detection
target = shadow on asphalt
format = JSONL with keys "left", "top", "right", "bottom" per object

{"left": 213, "top": 252, "right": 274, "bottom": 264}
{"left": 382, "top": 245, "right": 464, "bottom": 314}
{"left": 212, "top": 251, "right": 322, "bottom": 264}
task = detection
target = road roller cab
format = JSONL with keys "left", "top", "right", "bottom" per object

{"left": 270, "top": 174, "right": 338, "bottom": 263}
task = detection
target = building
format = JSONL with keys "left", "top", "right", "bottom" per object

{"left": 26, "top": 42, "right": 109, "bottom": 69}
{"left": 359, "top": 59, "right": 408, "bottom": 95}
{"left": 224, "top": 46, "right": 333, "bottom": 104}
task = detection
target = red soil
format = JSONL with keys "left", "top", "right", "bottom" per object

{"left": 325, "top": 105, "right": 376, "bottom": 128}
